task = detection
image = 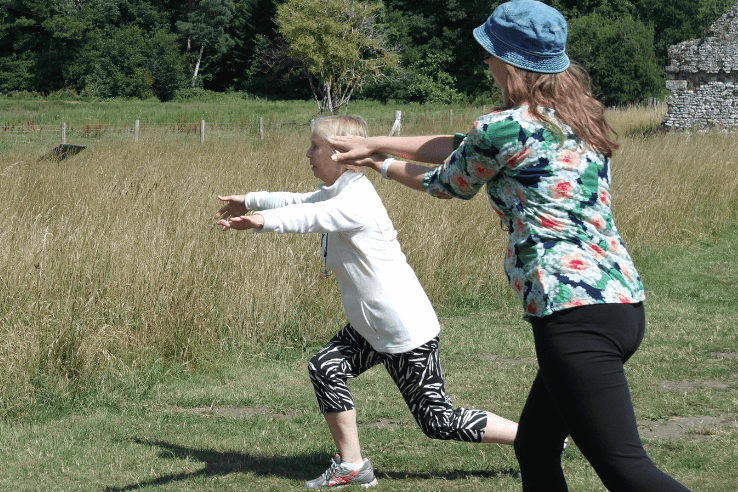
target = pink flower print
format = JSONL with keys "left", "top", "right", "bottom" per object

{"left": 538, "top": 214, "right": 565, "bottom": 231}
{"left": 513, "top": 218, "right": 525, "bottom": 235}
{"left": 557, "top": 149, "right": 580, "bottom": 169}
{"left": 599, "top": 189, "right": 610, "bottom": 205}
{"left": 513, "top": 278, "right": 523, "bottom": 292}
{"left": 521, "top": 109, "right": 536, "bottom": 120}
{"left": 589, "top": 243, "right": 606, "bottom": 260}
{"left": 588, "top": 214, "right": 606, "bottom": 230}
{"left": 506, "top": 246, "right": 514, "bottom": 260}
{"left": 535, "top": 267, "right": 549, "bottom": 289}
{"left": 615, "top": 292, "right": 632, "bottom": 303}
{"left": 607, "top": 238, "right": 619, "bottom": 252}
{"left": 621, "top": 265, "right": 634, "bottom": 281}
{"left": 454, "top": 174, "right": 471, "bottom": 192}
{"left": 526, "top": 299, "right": 538, "bottom": 314}
{"left": 562, "top": 253, "right": 587, "bottom": 272}
{"left": 473, "top": 163, "right": 495, "bottom": 179}
{"left": 551, "top": 180, "right": 574, "bottom": 199}
{"left": 562, "top": 298, "right": 586, "bottom": 309}
{"left": 507, "top": 147, "right": 529, "bottom": 167}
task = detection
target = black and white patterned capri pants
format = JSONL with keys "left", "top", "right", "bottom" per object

{"left": 308, "top": 323, "right": 488, "bottom": 443}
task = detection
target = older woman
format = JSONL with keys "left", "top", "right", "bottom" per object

{"left": 328, "top": 2, "right": 692, "bottom": 491}
{"left": 214, "top": 115, "right": 518, "bottom": 490}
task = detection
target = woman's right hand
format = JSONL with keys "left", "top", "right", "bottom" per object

{"left": 329, "top": 136, "right": 379, "bottom": 162}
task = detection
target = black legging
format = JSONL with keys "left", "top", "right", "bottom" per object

{"left": 514, "top": 303, "right": 691, "bottom": 492}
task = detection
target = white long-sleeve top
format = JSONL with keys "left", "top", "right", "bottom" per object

{"left": 244, "top": 171, "right": 440, "bottom": 353}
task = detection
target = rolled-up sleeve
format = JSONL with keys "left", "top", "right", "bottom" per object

{"left": 423, "top": 117, "right": 518, "bottom": 200}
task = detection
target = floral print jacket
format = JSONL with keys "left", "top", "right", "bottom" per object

{"left": 423, "top": 106, "right": 645, "bottom": 319}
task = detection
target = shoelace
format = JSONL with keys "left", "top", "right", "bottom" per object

{"left": 323, "top": 460, "right": 343, "bottom": 479}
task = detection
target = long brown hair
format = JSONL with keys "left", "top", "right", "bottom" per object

{"left": 500, "top": 61, "right": 618, "bottom": 157}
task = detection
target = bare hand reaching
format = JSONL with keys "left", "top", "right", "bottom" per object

{"left": 216, "top": 214, "right": 264, "bottom": 231}
{"left": 328, "top": 136, "right": 379, "bottom": 163}
{"left": 214, "top": 195, "right": 248, "bottom": 222}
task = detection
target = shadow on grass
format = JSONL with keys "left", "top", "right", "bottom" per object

{"left": 103, "top": 438, "right": 325, "bottom": 491}
{"left": 103, "top": 438, "right": 521, "bottom": 490}
{"left": 379, "top": 469, "right": 522, "bottom": 481}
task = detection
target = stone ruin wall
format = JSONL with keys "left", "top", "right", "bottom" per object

{"left": 663, "top": 3, "right": 738, "bottom": 129}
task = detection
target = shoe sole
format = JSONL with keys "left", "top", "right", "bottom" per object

{"left": 304, "top": 477, "right": 378, "bottom": 490}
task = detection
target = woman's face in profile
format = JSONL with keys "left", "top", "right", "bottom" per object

{"left": 306, "top": 132, "right": 341, "bottom": 185}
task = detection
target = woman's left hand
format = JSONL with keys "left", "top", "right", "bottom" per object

{"left": 329, "top": 136, "right": 385, "bottom": 171}
{"left": 214, "top": 195, "right": 248, "bottom": 222}
{"left": 216, "top": 214, "right": 264, "bottom": 231}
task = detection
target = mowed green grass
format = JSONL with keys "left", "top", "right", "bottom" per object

{"left": 0, "top": 229, "right": 735, "bottom": 491}
{"left": 0, "top": 100, "right": 736, "bottom": 490}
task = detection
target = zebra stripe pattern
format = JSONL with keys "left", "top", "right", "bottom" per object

{"left": 308, "top": 324, "right": 488, "bottom": 443}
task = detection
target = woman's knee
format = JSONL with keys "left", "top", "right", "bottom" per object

{"left": 307, "top": 353, "right": 331, "bottom": 382}
{"left": 418, "top": 421, "right": 454, "bottom": 440}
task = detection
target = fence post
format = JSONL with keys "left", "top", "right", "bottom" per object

{"left": 389, "top": 110, "right": 402, "bottom": 136}
{"left": 450, "top": 109, "right": 454, "bottom": 126}
{"left": 134, "top": 120, "right": 139, "bottom": 143}
{"left": 259, "top": 117, "right": 264, "bottom": 140}
{"left": 200, "top": 119, "right": 205, "bottom": 145}
{"left": 61, "top": 122, "right": 66, "bottom": 144}
{"left": 482, "top": 105, "right": 486, "bottom": 115}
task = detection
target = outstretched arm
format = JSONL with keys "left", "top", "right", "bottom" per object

{"left": 214, "top": 194, "right": 264, "bottom": 231}
{"left": 329, "top": 135, "right": 454, "bottom": 164}
{"left": 328, "top": 135, "right": 455, "bottom": 193}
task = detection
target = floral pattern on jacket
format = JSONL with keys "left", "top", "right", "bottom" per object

{"left": 423, "top": 106, "right": 645, "bottom": 319}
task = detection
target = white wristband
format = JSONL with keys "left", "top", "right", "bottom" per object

{"left": 380, "top": 157, "right": 395, "bottom": 180}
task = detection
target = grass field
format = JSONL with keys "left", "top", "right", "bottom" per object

{"left": 0, "top": 98, "right": 736, "bottom": 490}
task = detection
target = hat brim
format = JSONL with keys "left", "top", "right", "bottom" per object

{"left": 473, "top": 25, "right": 570, "bottom": 74}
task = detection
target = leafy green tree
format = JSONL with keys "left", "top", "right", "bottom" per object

{"left": 372, "top": 0, "right": 506, "bottom": 104}
{"left": 146, "top": 29, "right": 189, "bottom": 100}
{"left": 568, "top": 12, "right": 664, "bottom": 106}
{"left": 0, "top": 0, "right": 72, "bottom": 93}
{"left": 634, "top": 0, "right": 734, "bottom": 66}
{"left": 176, "top": 0, "right": 236, "bottom": 87}
{"left": 83, "top": 26, "right": 156, "bottom": 99}
{"left": 364, "top": 38, "right": 465, "bottom": 104}
{"left": 275, "top": 0, "right": 400, "bottom": 113}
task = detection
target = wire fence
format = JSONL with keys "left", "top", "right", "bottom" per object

{"left": 1, "top": 107, "right": 492, "bottom": 144}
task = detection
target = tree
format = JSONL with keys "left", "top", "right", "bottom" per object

{"left": 379, "top": 0, "right": 496, "bottom": 103}
{"left": 275, "top": 0, "right": 400, "bottom": 114}
{"left": 176, "top": 0, "right": 235, "bottom": 87}
{"left": 568, "top": 13, "right": 664, "bottom": 106}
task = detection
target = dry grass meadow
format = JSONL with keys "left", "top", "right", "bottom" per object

{"left": 1, "top": 102, "right": 737, "bottom": 420}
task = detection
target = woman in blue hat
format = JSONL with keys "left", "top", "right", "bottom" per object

{"left": 329, "top": 1, "right": 692, "bottom": 490}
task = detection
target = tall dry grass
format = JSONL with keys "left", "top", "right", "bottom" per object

{"left": 608, "top": 105, "right": 738, "bottom": 251}
{"left": 1, "top": 105, "right": 736, "bottom": 418}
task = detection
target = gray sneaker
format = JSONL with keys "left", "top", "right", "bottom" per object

{"left": 304, "top": 454, "right": 378, "bottom": 489}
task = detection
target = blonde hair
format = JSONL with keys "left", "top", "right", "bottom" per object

{"left": 311, "top": 115, "right": 368, "bottom": 173}
{"left": 499, "top": 61, "right": 618, "bottom": 158}
{"left": 312, "top": 115, "right": 369, "bottom": 139}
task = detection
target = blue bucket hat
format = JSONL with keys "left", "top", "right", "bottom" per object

{"left": 473, "top": 0, "right": 570, "bottom": 74}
